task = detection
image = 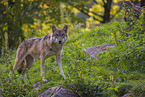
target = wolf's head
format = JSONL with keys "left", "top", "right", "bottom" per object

{"left": 52, "top": 25, "right": 68, "bottom": 44}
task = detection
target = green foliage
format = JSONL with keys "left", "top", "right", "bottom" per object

{"left": 1, "top": 12, "right": 145, "bottom": 97}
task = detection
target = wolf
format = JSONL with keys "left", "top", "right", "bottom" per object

{"left": 9, "top": 25, "right": 68, "bottom": 80}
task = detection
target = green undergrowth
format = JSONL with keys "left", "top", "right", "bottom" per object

{"left": 0, "top": 18, "right": 145, "bottom": 96}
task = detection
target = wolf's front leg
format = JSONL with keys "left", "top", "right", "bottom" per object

{"left": 40, "top": 57, "right": 45, "bottom": 76}
{"left": 40, "top": 53, "right": 47, "bottom": 81}
{"left": 56, "top": 55, "right": 66, "bottom": 79}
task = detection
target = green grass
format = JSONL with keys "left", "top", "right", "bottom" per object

{"left": 0, "top": 18, "right": 145, "bottom": 96}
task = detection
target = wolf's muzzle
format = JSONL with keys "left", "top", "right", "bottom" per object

{"left": 59, "top": 41, "right": 62, "bottom": 44}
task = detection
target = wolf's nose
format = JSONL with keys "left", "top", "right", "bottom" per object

{"left": 59, "top": 41, "right": 62, "bottom": 44}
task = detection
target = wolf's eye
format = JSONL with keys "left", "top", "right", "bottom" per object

{"left": 55, "top": 34, "right": 58, "bottom": 38}
{"left": 62, "top": 34, "right": 65, "bottom": 37}
{"left": 62, "top": 34, "right": 65, "bottom": 38}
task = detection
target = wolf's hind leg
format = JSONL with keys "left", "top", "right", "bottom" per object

{"left": 21, "top": 54, "right": 34, "bottom": 76}
{"left": 13, "top": 47, "right": 27, "bottom": 71}
{"left": 9, "top": 56, "right": 26, "bottom": 78}
{"left": 9, "top": 47, "right": 27, "bottom": 78}
{"left": 17, "top": 59, "right": 25, "bottom": 74}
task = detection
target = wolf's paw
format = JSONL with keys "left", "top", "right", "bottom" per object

{"left": 60, "top": 72, "right": 66, "bottom": 79}
{"left": 9, "top": 71, "right": 13, "bottom": 79}
{"left": 42, "top": 77, "right": 47, "bottom": 82}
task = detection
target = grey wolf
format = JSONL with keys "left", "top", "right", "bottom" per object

{"left": 9, "top": 25, "right": 68, "bottom": 80}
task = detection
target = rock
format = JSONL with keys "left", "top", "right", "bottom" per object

{"left": 85, "top": 43, "right": 115, "bottom": 58}
{"left": 122, "top": 93, "right": 145, "bottom": 97}
{"left": 38, "top": 86, "right": 78, "bottom": 97}
{"left": 122, "top": 93, "right": 132, "bottom": 97}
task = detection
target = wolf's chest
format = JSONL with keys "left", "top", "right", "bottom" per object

{"left": 30, "top": 48, "right": 56, "bottom": 59}
{"left": 45, "top": 50, "right": 56, "bottom": 58}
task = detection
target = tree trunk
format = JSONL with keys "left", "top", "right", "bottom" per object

{"left": 8, "top": 0, "right": 24, "bottom": 49}
{"left": 103, "top": 0, "right": 112, "bottom": 23}
{"left": 8, "top": 0, "right": 13, "bottom": 48}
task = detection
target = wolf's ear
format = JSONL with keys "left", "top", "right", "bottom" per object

{"left": 63, "top": 25, "right": 68, "bottom": 32}
{"left": 52, "top": 24, "right": 56, "bottom": 32}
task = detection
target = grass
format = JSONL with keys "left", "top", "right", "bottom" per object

{"left": 0, "top": 18, "right": 145, "bottom": 96}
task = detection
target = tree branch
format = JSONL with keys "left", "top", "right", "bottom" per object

{"left": 93, "top": 0, "right": 98, "bottom": 4}
{"left": 69, "top": 1, "right": 103, "bottom": 22}
{"left": 91, "top": 11, "right": 103, "bottom": 18}
{"left": 102, "top": 0, "right": 106, "bottom": 5}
